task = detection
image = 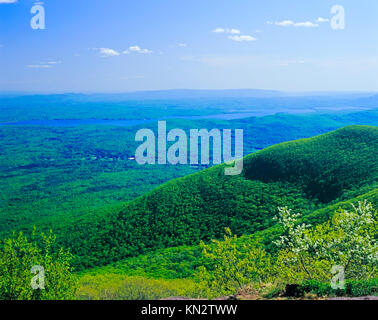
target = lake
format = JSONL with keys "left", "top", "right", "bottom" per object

{"left": 0, "top": 112, "right": 275, "bottom": 127}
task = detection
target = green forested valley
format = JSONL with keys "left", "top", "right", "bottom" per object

{"left": 0, "top": 108, "right": 377, "bottom": 300}
{"left": 2, "top": 0, "right": 378, "bottom": 302}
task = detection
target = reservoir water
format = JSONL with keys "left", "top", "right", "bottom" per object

{"left": 0, "top": 112, "right": 272, "bottom": 127}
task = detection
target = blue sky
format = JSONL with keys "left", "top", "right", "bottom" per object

{"left": 0, "top": 0, "right": 378, "bottom": 93}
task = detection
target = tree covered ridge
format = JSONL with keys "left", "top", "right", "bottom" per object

{"left": 52, "top": 125, "right": 378, "bottom": 269}
{"left": 243, "top": 125, "right": 378, "bottom": 202}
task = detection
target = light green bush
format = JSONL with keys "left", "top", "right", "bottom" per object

{"left": 77, "top": 274, "right": 198, "bottom": 300}
{"left": 0, "top": 229, "right": 77, "bottom": 300}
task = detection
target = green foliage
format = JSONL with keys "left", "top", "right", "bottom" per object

{"left": 190, "top": 201, "right": 377, "bottom": 299}
{"left": 57, "top": 125, "right": 377, "bottom": 270}
{"left": 0, "top": 124, "right": 196, "bottom": 235}
{"left": 244, "top": 126, "right": 378, "bottom": 202}
{"left": 0, "top": 97, "right": 377, "bottom": 300}
{"left": 0, "top": 109, "right": 377, "bottom": 271}
{"left": 80, "top": 189, "right": 378, "bottom": 284}
{"left": 312, "top": 201, "right": 377, "bottom": 279}
{"left": 77, "top": 274, "right": 198, "bottom": 300}
{"left": 275, "top": 201, "right": 377, "bottom": 282}
{"left": 0, "top": 229, "right": 77, "bottom": 300}
{"left": 82, "top": 246, "right": 204, "bottom": 279}
{"left": 197, "top": 228, "right": 272, "bottom": 298}
{"left": 293, "top": 279, "right": 378, "bottom": 298}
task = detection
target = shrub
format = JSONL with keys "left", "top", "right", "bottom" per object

{"left": 291, "top": 279, "right": 378, "bottom": 298}
{"left": 197, "top": 228, "right": 273, "bottom": 298}
{"left": 0, "top": 229, "right": 77, "bottom": 300}
{"left": 77, "top": 274, "right": 198, "bottom": 300}
{"left": 274, "top": 201, "right": 377, "bottom": 283}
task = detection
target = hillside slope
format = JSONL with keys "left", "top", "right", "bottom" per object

{"left": 81, "top": 188, "right": 378, "bottom": 280}
{"left": 55, "top": 126, "right": 378, "bottom": 268}
{"left": 243, "top": 126, "right": 378, "bottom": 201}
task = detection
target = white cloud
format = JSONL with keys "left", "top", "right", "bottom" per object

{"left": 294, "top": 21, "right": 319, "bottom": 28}
{"left": 123, "top": 45, "right": 152, "bottom": 54}
{"left": 316, "top": 17, "right": 329, "bottom": 23}
{"left": 129, "top": 46, "right": 142, "bottom": 52}
{"left": 268, "top": 20, "right": 319, "bottom": 28}
{"left": 27, "top": 64, "right": 52, "bottom": 69}
{"left": 271, "top": 20, "right": 294, "bottom": 27}
{"left": 97, "top": 48, "right": 120, "bottom": 57}
{"left": 228, "top": 35, "right": 256, "bottom": 42}
{"left": 177, "top": 43, "right": 187, "bottom": 47}
{"left": 228, "top": 29, "right": 241, "bottom": 34}
{"left": 213, "top": 28, "right": 241, "bottom": 34}
{"left": 213, "top": 28, "right": 255, "bottom": 42}
{"left": 0, "top": 0, "right": 18, "bottom": 3}
{"left": 26, "top": 59, "right": 62, "bottom": 68}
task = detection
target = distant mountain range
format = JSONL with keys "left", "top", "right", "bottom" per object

{"left": 1, "top": 89, "right": 377, "bottom": 101}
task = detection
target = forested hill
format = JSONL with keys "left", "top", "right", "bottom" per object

{"left": 243, "top": 125, "right": 378, "bottom": 202}
{"left": 54, "top": 126, "right": 377, "bottom": 269}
